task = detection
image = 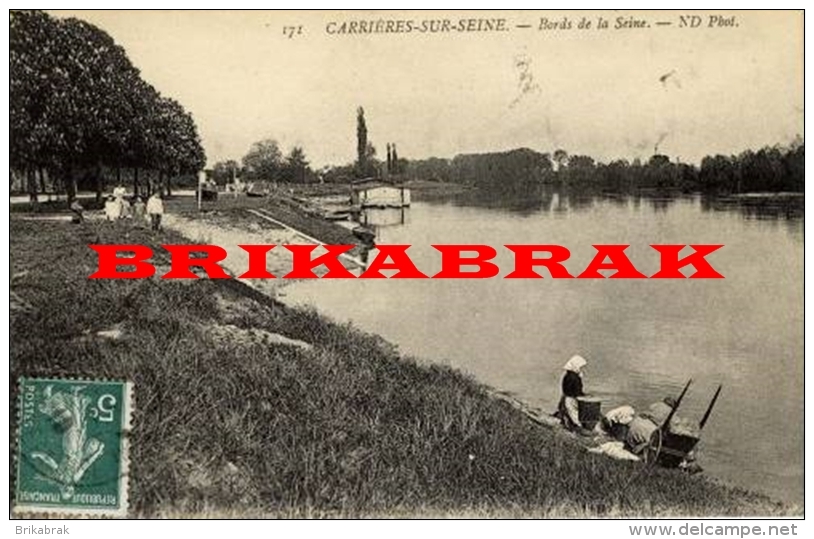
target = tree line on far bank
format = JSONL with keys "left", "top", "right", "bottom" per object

{"left": 209, "top": 99, "right": 802, "bottom": 196}
{"left": 10, "top": 10, "right": 206, "bottom": 202}
{"left": 215, "top": 137, "right": 803, "bottom": 197}
{"left": 404, "top": 142, "right": 804, "bottom": 195}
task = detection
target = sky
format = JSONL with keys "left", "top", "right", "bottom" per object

{"left": 52, "top": 10, "right": 803, "bottom": 168}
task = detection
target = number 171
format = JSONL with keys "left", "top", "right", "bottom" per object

{"left": 283, "top": 25, "right": 303, "bottom": 39}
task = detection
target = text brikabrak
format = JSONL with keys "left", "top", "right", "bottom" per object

{"left": 15, "top": 526, "right": 69, "bottom": 535}
{"left": 88, "top": 244, "right": 725, "bottom": 279}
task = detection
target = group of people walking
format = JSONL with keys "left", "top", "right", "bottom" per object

{"left": 104, "top": 186, "right": 164, "bottom": 231}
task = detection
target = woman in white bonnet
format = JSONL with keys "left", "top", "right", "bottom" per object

{"left": 557, "top": 354, "right": 588, "bottom": 431}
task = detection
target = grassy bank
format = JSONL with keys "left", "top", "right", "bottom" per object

{"left": 10, "top": 218, "right": 791, "bottom": 517}
{"left": 164, "top": 192, "right": 361, "bottom": 248}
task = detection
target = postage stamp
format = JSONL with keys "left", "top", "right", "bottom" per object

{"left": 13, "top": 378, "right": 133, "bottom": 517}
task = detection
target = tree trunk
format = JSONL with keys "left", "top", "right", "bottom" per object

{"left": 65, "top": 165, "right": 77, "bottom": 204}
{"left": 39, "top": 168, "right": 46, "bottom": 194}
{"left": 165, "top": 171, "right": 172, "bottom": 197}
{"left": 95, "top": 162, "right": 104, "bottom": 203}
{"left": 133, "top": 167, "right": 139, "bottom": 197}
{"left": 27, "top": 168, "right": 39, "bottom": 203}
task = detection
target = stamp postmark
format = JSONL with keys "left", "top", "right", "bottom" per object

{"left": 13, "top": 378, "right": 133, "bottom": 517}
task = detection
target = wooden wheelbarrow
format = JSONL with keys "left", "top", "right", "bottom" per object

{"left": 643, "top": 380, "right": 723, "bottom": 469}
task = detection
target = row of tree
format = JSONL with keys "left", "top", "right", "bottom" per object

{"left": 354, "top": 107, "right": 404, "bottom": 178}
{"left": 213, "top": 132, "right": 802, "bottom": 194}
{"left": 403, "top": 142, "right": 804, "bottom": 194}
{"left": 210, "top": 107, "right": 411, "bottom": 186}
{"left": 210, "top": 139, "right": 311, "bottom": 185}
{"left": 10, "top": 10, "right": 205, "bottom": 201}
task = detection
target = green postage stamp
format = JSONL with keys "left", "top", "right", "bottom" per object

{"left": 14, "top": 378, "right": 133, "bottom": 517}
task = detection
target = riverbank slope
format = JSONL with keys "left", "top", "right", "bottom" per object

{"left": 9, "top": 217, "right": 793, "bottom": 517}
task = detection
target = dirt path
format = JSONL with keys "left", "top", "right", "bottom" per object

{"left": 164, "top": 211, "right": 364, "bottom": 298}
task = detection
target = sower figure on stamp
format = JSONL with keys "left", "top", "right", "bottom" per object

{"left": 15, "top": 377, "right": 132, "bottom": 517}
{"left": 30, "top": 385, "right": 104, "bottom": 499}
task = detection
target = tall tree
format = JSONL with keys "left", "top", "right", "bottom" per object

{"left": 212, "top": 160, "right": 241, "bottom": 185}
{"left": 242, "top": 139, "right": 282, "bottom": 181}
{"left": 281, "top": 146, "right": 310, "bottom": 183}
{"left": 148, "top": 96, "right": 205, "bottom": 195}
{"left": 356, "top": 106, "right": 367, "bottom": 178}
{"left": 391, "top": 143, "right": 399, "bottom": 174}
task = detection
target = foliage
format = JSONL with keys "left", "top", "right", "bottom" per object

{"left": 391, "top": 144, "right": 399, "bottom": 172}
{"left": 320, "top": 164, "right": 357, "bottom": 184}
{"left": 447, "top": 148, "right": 552, "bottom": 196}
{"left": 405, "top": 144, "right": 804, "bottom": 194}
{"left": 237, "top": 141, "right": 315, "bottom": 184}
{"left": 241, "top": 139, "right": 282, "bottom": 181}
{"left": 211, "top": 160, "right": 241, "bottom": 186}
{"left": 9, "top": 10, "right": 205, "bottom": 199}
{"left": 280, "top": 146, "right": 310, "bottom": 183}
{"left": 356, "top": 106, "right": 368, "bottom": 178}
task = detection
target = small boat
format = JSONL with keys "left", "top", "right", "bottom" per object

{"left": 352, "top": 225, "right": 376, "bottom": 245}
{"left": 324, "top": 211, "right": 350, "bottom": 221}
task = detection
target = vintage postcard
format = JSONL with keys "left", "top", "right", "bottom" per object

{"left": 8, "top": 9, "right": 803, "bottom": 519}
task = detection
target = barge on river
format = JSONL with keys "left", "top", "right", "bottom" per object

{"left": 350, "top": 179, "right": 411, "bottom": 209}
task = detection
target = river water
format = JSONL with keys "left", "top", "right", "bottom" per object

{"left": 284, "top": 191, "right": 804, "bottom": 505}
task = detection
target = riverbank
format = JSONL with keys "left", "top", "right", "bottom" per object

{"left": 9, "top": 212, "right": 795, "bottom": 517}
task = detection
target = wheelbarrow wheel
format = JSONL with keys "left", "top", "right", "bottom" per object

{"left": 643, "top": 429, "right": 663, "bottom": 465}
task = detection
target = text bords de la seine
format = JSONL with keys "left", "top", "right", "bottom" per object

{"left": 89, "top": 244, "right": 724, "bottom": 279}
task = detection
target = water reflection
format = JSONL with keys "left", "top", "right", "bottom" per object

{"left": 295, "top": 188, "right": 804, "bottom": 503}
{"left": 357, "top": 207, "right": 409, "bottom": 230}
{"left": 411, "top": 187, "right": 803, "bottom": 240}
{"left": 700, "top": 194, "right": 805, "bottom": 221}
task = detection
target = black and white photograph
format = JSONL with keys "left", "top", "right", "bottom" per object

{"left": 8, "top": 9, "right": 804, "bottom": 519}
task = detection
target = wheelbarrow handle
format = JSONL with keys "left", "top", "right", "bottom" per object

{"left": 699, "top": 384, "right": 723, "bottom": 431}
{"left": 661, "top": 378, "right": 692, "bottom": 431}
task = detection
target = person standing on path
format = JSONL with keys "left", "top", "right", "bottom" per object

{"left": 104, "top": 195, "right": 121, "bottom": 222}
{"left": 146, "top": 192, "right": 164, "bottom": 231}
{"left": 132, "top": 196, "right": 146, "bottom": 227}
